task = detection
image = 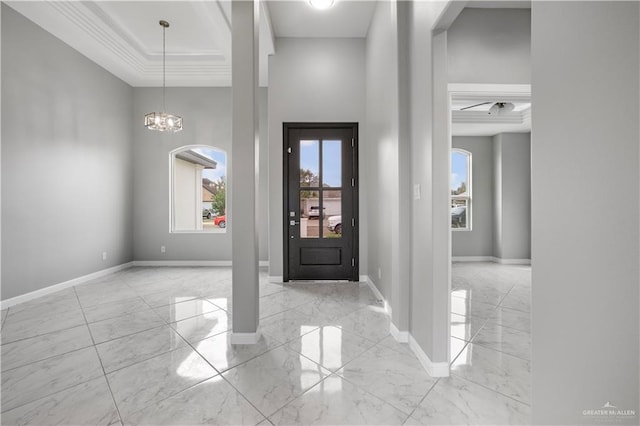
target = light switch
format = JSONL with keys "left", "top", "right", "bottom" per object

{"left": 413, "top": 184, "right": 421, "bottom": 200}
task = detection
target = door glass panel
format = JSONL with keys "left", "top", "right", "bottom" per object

{"left": 300, "top": 190, "right": 320, "bottom": 238}
{"left": 300, "top": 140, "right": 320, "bottom": 187}
{"left": 322, "top": 190, "right": 342, "bottom": 239}
{"left": 322, "top": 140, "right": 342, "bottom": 188}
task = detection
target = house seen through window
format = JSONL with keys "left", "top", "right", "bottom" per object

{"left": 171, "top": 146, "right": 227, "bottom": 233}
{"left": 451, "top": 149, "right": 471, "bottom": 230}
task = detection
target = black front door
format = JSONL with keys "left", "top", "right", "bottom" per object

{"left": 283, "top": 123, "right": 359, "bottom": 281}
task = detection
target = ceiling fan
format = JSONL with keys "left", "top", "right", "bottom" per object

{"left": 460, "top": 101, "right": 515, "bottom": 115}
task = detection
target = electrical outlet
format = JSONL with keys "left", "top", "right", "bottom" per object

{"left": 378, "top": 268, "right": 382, "bottom": 280}
{"left": 102, "top": 252, "right": 107, "bottom": 261}
{"left": 160, "top": 245, "right": 166, "bottom": 254}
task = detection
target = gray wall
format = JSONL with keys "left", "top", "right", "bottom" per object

{"left": 1, "top": 5, "right": 134, "bottom": 300}
{"left": 452, "top": 134, "right": 531, "bottom": 260}
{"left": 365, "top": 0, "right": 399, "bottom": 307}
{"left": 531, "top": 2, "right": 639, "bottom": 423}
{"left": 267, "top": 38, "right": 366, "bottom": 278}
{"left": 408, "top": 0, "right": 451, "bottom": 365}
{"left": 493, "top": 132, "right": 531, "bottom": 260}
{"left": 258, "top": 89, "right": 269, "bottom": 262}
{"left": 452, "top": 136, "right": 494, "bottom": 257}
{"left": 364, "top": 0, "right": 413, "bottom": 331}
{"left": 132, "top": 87, "right": 269, "bottom": 262}
{"left": 448, "top": 8, "right": 531, "bottom": 84}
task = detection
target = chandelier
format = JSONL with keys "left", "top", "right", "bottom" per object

{"left": 145, "top": 20, "right": 182, "bottom": 132}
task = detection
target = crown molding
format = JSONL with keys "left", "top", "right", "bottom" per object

{"left": 449, "top": 84, "right": 532, "bottom": 134}
{"left": 6, "top": 1, "right": 242, "bottom": 87}
{"left": 452, "top": 109, "right": 529, "bottom": 124}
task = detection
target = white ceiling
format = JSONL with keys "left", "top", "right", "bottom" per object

{"left": 466, "top": 0, "right": 531, "bottom": 9}
{"left": 5, "top": 0, "right": 275, "bottom": 87}
{"left": 267, "top": 1, "right": 377, "bottom": 38}
{"left": 452, "top": 122, "right": 531, "bottom": 137}
{"left": 6, "top": 0, "right": 375, "bottom": 88}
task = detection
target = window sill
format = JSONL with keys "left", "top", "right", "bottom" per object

{"left": 170, "top": 229, "right": 227, "bottom": 234}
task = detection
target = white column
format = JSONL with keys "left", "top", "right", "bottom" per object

{"left": 431, "top": 29, "right": 451, "bottom": 372}
{"left": 230, "top": 0, "right": 260, "bottom": 344}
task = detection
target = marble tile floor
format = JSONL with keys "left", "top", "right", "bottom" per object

{"left": 1, "top": 263, "right": 531, "bottom": 425}
{"left": 447, "top": 262, "right": 532, "bottom": 417}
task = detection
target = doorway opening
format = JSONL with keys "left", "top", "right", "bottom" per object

{"left": 449, "top": 84, "right": 532, "bottom": 367}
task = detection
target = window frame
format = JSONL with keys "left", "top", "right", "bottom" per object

{"left": 169, "top": 144, "right": 228, "bottom": 234}
{"left": 451, "top": 148, "right": 472, "bottom": 231}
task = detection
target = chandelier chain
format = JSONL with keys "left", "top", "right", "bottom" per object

{"left": 162, "top": 22, "right": 166, "bottom": 112}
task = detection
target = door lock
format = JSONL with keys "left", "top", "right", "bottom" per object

{"left": 289, "top": 220, "right": 300, "bottom": 226}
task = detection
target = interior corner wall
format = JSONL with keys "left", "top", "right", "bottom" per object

{"left": 531, "top": 2, "right": 639, "bottom": 423}
{"left": 452, "top": 136, "right": 494, "bottom": 257}
{"left": 365, "top": 0, "right": 400, "bottom": 307}
{"left": 132, "top": 87, "right": 269, "bottom": 263}
{"left": 1, "top": 5, "right": 134, "bottom": 300}
{"left": 447, "top": 8, "right": 531, "bottom": 84}
{"left": 267, "top": 38, "right": 366, "bottom": 278}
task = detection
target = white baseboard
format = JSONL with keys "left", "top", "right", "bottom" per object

{"left": 2, "top": 260, "right": 272, "bottom": 309}
{"left": 132, "top": 260, "right": 271, "bottom": 267}
{"left": 365, "top": 276, "right": 391, "bottom": 315}
{"left": 230, "top": 330, "right": 261, "bottom": 344}
{"left": 364, "top": 274, "right": 449, "bottom": 377}
{"left": 493, "top": 257, "right": 531, "bottom": 265}
{"left": 452, "top": 256, "right": 494, "bottom": 262}
{"left": 409, "top": 334, "right": 450, "bottom": 378}
{"left": 133, "top": 260, "right": 232, "bottom": 267}
{"left": 364, "top": 276, "right": 384, "bottom": 302}
{"left": 390, "top": 322, "right": 409, "bottom": 343}
{"left": 0, "top": 262, "right": 134, "bottom": 310}
{"left": 365, "top": 276, "right": 404, "bottom": 340}
{"left": 269, "top": 275, "right": 283, "bottom": 283}
{"left": 452, "top": 256, "right": 531, "bottom": 265}
{"left": 359, "top": 274, "right": 368, "bottom": 282}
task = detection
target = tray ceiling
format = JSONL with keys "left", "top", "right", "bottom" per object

{"left": 5, "top": 0, "right": 275, "bottom": 87}
{"left": 5, "top": 0, "right": 379, "bottom": 88}
{"left": 451, "top": 98, "right": 532, "bottom": 136}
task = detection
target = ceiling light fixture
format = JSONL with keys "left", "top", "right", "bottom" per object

{"left": 488, "top": 102, "right": 515, "bottom": 115}
{"left": 145, "top": 20, "right": 182, "bottom": 133}
{"left": 309, "top": 0, "right": 335, "bottom": 10}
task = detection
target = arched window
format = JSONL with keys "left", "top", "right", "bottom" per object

{"left": 451, "top": 149, "right": 471, "bottom": 230}
{"left": 170, "top": 145, "right": 227, "bottom": 233}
